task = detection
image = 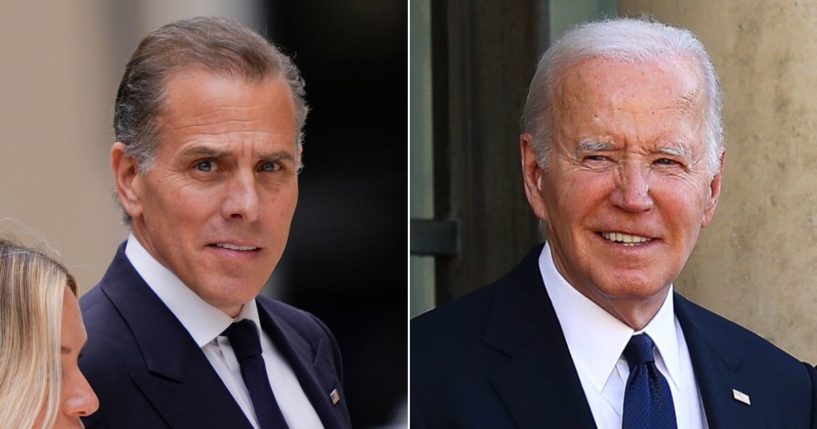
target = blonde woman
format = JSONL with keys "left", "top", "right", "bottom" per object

{"left": 0, "top": 238, "right": 98, "bottom": 428}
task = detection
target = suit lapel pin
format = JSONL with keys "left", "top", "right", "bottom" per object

{"left": 330, "top": 388, "right": 341, "bottom": 405}
{"left": 732, "top": 388, "right": 751, "bottom": 405}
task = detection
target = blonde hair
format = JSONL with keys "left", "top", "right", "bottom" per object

{"left": 0, "top": 238, "right": 77, "bottom": 429}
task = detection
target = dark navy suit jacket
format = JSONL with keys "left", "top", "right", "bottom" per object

{"left": 80, "top": 243, "right": 352, "bottom": 429}
{"left": 411, "top": 245, "right": 817, "bottom": 428}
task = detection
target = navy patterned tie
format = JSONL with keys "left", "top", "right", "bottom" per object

{"left": 223, "top": 319, "right": 289, "bottom": 429}
{"left": 622, "top": 334, "right": 677, "bottom": 429}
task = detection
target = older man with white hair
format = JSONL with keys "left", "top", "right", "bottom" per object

{"left": 411, "top": 18, "right": 817, "bottom": 429}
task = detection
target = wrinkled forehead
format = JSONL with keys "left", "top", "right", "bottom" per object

{"left": 554, "top": 55, "right": 705, "bottom": 113}
{"left": 161, "top": 69, "right": 293, "bottom": 113}
{"left": 154, "top": 70, "right": 298, "bottom": 148}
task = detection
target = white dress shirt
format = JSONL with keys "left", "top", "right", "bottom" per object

{"left": 539, "top": 243, "right": 708, "bottom": 429}
{"left": 125, "top": 234, "right": 323, "bottom": 429}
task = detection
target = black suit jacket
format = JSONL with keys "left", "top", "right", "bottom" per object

{"left": 80, "top": 243, "right": 352, "bottom": 428}
{"left": 411, "top": 245, "right": 817, "bottom": 428}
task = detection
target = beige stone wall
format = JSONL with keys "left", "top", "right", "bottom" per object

{"left": 0, "top": 2, "right": 124, "bottom": 295}
{"left": 619, "top": 0, "right": 817, "bottom": 361}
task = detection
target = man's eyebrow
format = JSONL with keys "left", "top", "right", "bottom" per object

{"left": 656, "top": 144, "right": 693, "bottom": 160}
{"left": 576, "top": 139, "right": 616, "bottom": 153}
{"left": 179, "top": 145, "right": 223, "bottom": 158}
{"left": 259, "top": 151, "right": 296, "bottom": 161}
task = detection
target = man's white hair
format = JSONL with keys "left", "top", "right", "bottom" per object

{"left": 521, "top": 18, "right": 724, "bottom": 173}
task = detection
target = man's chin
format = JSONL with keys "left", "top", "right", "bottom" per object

{"left": 594, "top": 279, "right": 672, "bottom": 302}
{"left": 195, "top": 280, "right": 266, "bottom": 314}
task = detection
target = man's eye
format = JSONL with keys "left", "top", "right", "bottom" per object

{"left": 655, "top": 158, "right": 679, "bottom": 166}
{"left": 259, "top": 161, "right": 280, "bottom": 172}
{"left": 195, "top": 160, "right": 216, "bottom": 172}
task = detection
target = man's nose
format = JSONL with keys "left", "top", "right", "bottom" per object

{"left": 222, "top": 171, "right": 261, "bottom": 221}
{"left": 65, "top": 371, "right": 100, "bottom": 418}
{"left": 609, "top": 162, "right": 654, "bottom": 213}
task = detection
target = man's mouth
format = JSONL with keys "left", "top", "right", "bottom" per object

{"left": 599, "top": 232, "right": 652, "bottom": 246}
{"left": 213, "top": 243, "right": 260, "bottom": 251}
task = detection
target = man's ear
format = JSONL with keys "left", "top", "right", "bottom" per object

{"left": 111, "top": 142, "right": 144, "bottom": 220}
{"left": 520, "top": 133, "right": 549, "bottom": 221}
{"left": 701, "top": 150, "right": 725, "bottom": 228}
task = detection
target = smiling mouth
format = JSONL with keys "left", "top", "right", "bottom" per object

{"left": 599, "top": 232, "right": 653, "bottom": 246}
{"left": 213, "top": 243, "right": 260, "bottom": 251}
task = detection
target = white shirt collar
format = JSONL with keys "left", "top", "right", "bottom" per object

{"left": 539, "top": 242, "right": 682, "bottom": 392}
{"left": 125, "top": 233, "right": 260, "bottom": 347}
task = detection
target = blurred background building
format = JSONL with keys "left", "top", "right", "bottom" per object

{"left": 0, "top": 1, "right": 406, "bottom": 427}
{"left": 411, "top": 0, "right": 817, "bottom": 364}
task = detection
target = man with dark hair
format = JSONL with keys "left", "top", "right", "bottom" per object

{"left": 411, "top": 18, "right": 817, "bottom": 428}
{"left": 80, "top": 16, "right": 351, "bottom": 429}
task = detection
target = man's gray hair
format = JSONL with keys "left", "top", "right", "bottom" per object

{"left": 521, "top": 18, "right": 723, "bottom": 173}
{"left": 114, "top": 16, "right": 308, "bottom": 224}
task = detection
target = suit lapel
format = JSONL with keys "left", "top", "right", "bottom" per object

{"left": 484, "top": 246, "right": 597, "bottom": 429}
{"left": 675, "top": 294, "right": 765, "bottom": 428}
{"left": 478, "top": 249, "right": 772, "bottom": 428}
{"left": 100, "top": 246, "right": 253, "bottom": 429}
{"left": 257, "top": 301, "right": 348, "bottom": 429}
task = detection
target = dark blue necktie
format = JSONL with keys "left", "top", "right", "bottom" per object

{"left": 622, "top": 334, "right": 677, "bottom": 429}
{"left": 223, "top": 319, "right": 289, "bottom": 429}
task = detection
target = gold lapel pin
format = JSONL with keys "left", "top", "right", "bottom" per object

{"left": 330, "top": 388, "right": 341, "bottom": 405}
{"left": 732, "top": 388, "right": 751, "bottom": 405}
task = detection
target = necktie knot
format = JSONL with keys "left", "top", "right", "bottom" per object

{"left": 223, "top": 319, "right": 262, "bottom": 361}
{"left": 622, "top": 333, "right": 676, "bottom": 428}
{"left": 624, "top": 333, "right": 655, "bottom": 368}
